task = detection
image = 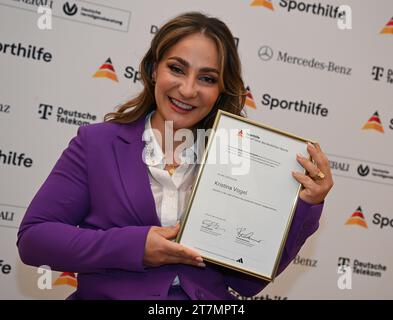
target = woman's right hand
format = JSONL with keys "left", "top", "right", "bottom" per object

{"left": 143, "top": 223, "right": 206, "bottom": 268}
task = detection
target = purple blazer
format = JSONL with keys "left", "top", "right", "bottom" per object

{"left": 17, "top": 116, "right": 323, "bottom": 300}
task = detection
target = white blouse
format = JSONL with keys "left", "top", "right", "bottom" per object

{"left": 143, "top": 112, "right": 202, "bottom": 286}
{"left": 143, "top": 111, "right": 201, "bottom": 227}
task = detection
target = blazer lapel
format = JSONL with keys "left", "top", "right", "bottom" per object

{"left": 113, "top": 117, "right": 161, "bottom": 227}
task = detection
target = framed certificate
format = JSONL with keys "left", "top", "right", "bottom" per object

{"left": 176, "top": 110, "right": 313, "bottom": 281}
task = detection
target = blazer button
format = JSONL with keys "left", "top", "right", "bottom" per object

{"left": 195, "top": 289, "right": 204, "bottom": 300}
{"left": 150, "top": 293, "right": 161, "bottom": 297}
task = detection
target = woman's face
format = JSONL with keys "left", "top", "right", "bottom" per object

{"left": 152, "top": 33, "right": 221, "bottom": 131}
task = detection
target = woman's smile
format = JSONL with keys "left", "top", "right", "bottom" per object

{"left": 168, "top": 97, "right": 197, "bottom": 113}
{"left": 152, "top": 32, "right": 220, "bottom": 131}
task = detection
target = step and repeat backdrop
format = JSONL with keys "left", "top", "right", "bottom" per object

{"left": 0, "top": 0, "right": 392, "bottom": 299}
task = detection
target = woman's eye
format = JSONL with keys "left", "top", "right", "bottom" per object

{"left": 169, "top": 65, "right": 183, "bottom": 74}
{"left": 200, "top": 76, "right": 217, "bottom": 84}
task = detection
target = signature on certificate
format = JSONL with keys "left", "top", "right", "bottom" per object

{"left": 201, "top": 219, "right": 226, "bottom": 232}
{"left": 235, "top": 227, "right": 262, "bottom": 243}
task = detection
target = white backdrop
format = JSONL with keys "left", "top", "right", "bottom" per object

{"left": 0, "top": 0, "right": 392, "bottom": 299}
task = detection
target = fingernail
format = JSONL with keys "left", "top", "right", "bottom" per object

{"left": 307, "top": 142, "right": 315, "bottom": 148}
{"left": 195, "top": 257, "right": 203, "bottom": 263}
{"left": 198, "top": 263, "right": 206, "bottom": 268}
{"left": 297, "top": 153, "right": 303, "bottom": 159}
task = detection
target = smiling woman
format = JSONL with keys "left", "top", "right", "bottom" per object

{"left": 152, "top": 33, "right": 221, "bottom": 132}
{"left": 104, "top": 12, "right": 246, "bottom": 130}
{"left": 105, "top": 12, "right": 248, "bottom": 170}
{"left": 17, "top": 11, "right": 332, "bottom": 300}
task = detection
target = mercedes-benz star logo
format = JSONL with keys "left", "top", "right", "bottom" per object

{"left": 258, "top": 46, "right": 274, "bottom": 61}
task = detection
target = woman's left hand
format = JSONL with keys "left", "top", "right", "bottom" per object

{"left": 292, "top": 142, "right": 334, "bottom": 205}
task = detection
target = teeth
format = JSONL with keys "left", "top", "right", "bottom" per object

{"left": 171, "top": 98, "right": 194, "bottom": 110}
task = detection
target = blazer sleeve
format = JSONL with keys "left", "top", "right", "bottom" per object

{"left": 17, "top": 125, "right": 150, "bottom": 273}
{"left": 222, "top": 199, "right": 323, "bottom": 297}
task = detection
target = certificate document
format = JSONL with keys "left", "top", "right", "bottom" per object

{"left": 177, "top": 110, "right": 311, "bottom": 281}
